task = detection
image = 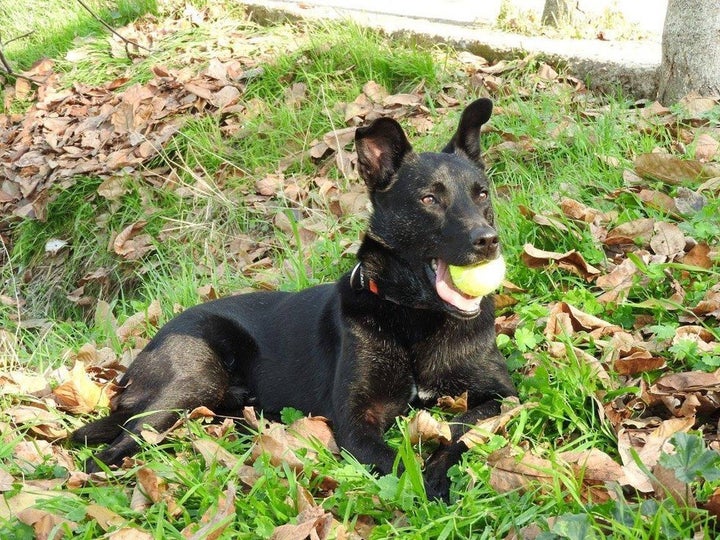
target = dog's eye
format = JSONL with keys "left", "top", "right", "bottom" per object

{"left": 476, "top": 191, "right": 489, "bottom": 201}
{"left": 421, "top": 194, "right": 438, "bottom": 205}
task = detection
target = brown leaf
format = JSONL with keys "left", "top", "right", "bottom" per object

{"left": 192, "top": 439, "right": 239, "bottom": 469}
{"left": 617, "top": 416, "right": 695, "bottom": 492}
{"left": 637, "top": 189, "right": 677, "bottom": 214}
{"left": 703, "top": 487, "right": 720, "bottom": 522}
{"left": 112, "top": 221, "right": 154, "bottom": 260}
{"left": 270, "top": 506, "right": 333, "bottom": 540}
{"left": 437, "top": 391, "right": 468, "bottom": 413}
{"left": 613, "top": 350, "right": 666, "bottom": 376}
{"left": 559, "top": 198, "right": 600, "bottom": 223}
{"left": 108, "top": 528, "right": 154, "bottom": 540}
{"left": 383, "top": 93, "right": 421, "bottom": 107}
{"left": 596, "top": 258, "right": 638, "bottom": 304}
{"left": 182, "top": 483, "right": 236, "bottom": 540}
{"left": 488, "top": 446, "right": 553, "bottom": 494}
{"left": 521, "top": 244, "right": 600, "bottom": 281}
{"left": 605, "top": 218, "right": 655, "bottom": 246}
{"left": 460, "top": 398, "right": 532, "bottom": 448}
{"left": 251, "top": 430, "right": 304, "bottom": 472}
{"left": 53, "top": 360, "right": 111, "bottom": 414}
{"left": 0, "top": 465, "right": 14, "bottom": 492}
{"left": 681, "top": 243, "right": 713, "bottom": 269}
{"left": 692, "top": 287, "right": 720, "bottom": 318}
{"left": 136, "top": 467, "right": 181, "bottom": 518}
{"left": 362, "top": 80, "right": 389, "bottom": 103}
{"left": 17, "top": 507, "right": 78, "bottom": 538}
{"left": 288, "top": 416, "right": 339, "bottom": 454}
{"left": 649, "top": 221, "right": 686, "bottom": 259}
{"left": 322, "top": 127, "right": 356, "bottom": 151}
{"left": 86, "top": 504, "right": 126, "bottom": 531}
{"left": 116, "top": 299, "right": 162, "bottom": 343}
{"left": 694, "top": 133, "right": 719, "bottom": 161}
{"left": 97, "top": 176, "right": 129, "bottom": 201}
{"left": 407, "top": 410, "right": 451, "bottom": 445}
{"left": 634, "top": 153, "right": 720, "bottom": 185}
{"left": 7, "top": 404, "right": 67, "bottom": 439}
{"left": 0, "top": 371, "right": 51, "bottom": 397}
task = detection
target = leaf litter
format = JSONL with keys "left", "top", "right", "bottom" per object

{"left": 0, "top": 3, "right": 719, "bottom": 538}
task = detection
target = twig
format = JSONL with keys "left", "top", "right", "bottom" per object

{"left": 75, "top": 0, "right": 152, "bottom": 53}
{"left": 4, "top": 31, "right": 35, "bottom": 46}
{"left": 0, "top": 47, "right": 44, "bottom": 85}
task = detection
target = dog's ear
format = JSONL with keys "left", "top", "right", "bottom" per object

{"left": 355, "top": 118, "right": 413, "bottom": 191}
{"left": 443, "top": 98, "right": 492, "bottom": 166}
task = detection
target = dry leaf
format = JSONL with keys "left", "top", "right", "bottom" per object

{"left": 649, "top": 221, "right": 686, "bottom": 259}
{"left": 53, "top": 360, "right": 111, "bottom": 414}
{"left": 288, "top": 416, "right": 339, "bottom": 454}
{"left": 116, "top": 299, "right": 162, "bottom": 343}
{"left": 407, "top": 410, "right": 451, "bottom": 445}
{"left": 192, "top": 439, "right": 239, "bottom": 469}
{"left": 694, "top": 133, "right": 719, "bottom": 161}
{"left": 86, "top": 503, "right": 126, "bottom": 531}
{"left": 521, "top": 244, "right": 600, "bottom": 281}
{"left": 181, "top": 483, "right": 236, "bottom": 540}
{"left": 617, "top": 416, "right": 695, "bottom": 493}
{"left": 136, "top": 467, "right": 181, "bottom": 518}
{"left": 269, "top": 506, "right": 333, "bottom": 540}
{"left": 437, "top": 391, "right": 468, "bottom": 413}
{"left": 634, "top": 153, "right": 720, "bottom": 185}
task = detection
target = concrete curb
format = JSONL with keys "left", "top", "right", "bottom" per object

{"left": 239, "top": 0, "right": 661, "bottom": 99}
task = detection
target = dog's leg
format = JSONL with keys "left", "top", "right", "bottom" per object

{"left": 423, "top": 399, "right": 502, "bottom": 500}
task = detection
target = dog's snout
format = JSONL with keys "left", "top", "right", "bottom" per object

{"left": 470, "top": 227, "right": 498, "bottom": 257}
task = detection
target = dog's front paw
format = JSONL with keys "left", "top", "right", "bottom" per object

{"left": 423, "top": 466, "right": 450, "bottom": 502}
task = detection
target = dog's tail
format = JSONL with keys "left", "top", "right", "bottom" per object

{"left": 71, "top": 410, "right": 135, "bottom": 445}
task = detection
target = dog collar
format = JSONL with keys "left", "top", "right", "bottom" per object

{"left": 350, "top": 263, "right": 379, "bottom": 295}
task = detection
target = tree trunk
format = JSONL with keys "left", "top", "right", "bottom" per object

{"left": 657, "top": 0, "right": 720, "bottom": 105}
{"left": 542, "top": 0, "right": 576, "bottom": 27}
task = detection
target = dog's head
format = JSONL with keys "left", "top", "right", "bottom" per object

{"left": 354, "top": 98, "right": 500, "bottom": 318}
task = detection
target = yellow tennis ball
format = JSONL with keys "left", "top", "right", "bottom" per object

{"left": 448, "top": 256, "right": 506, "bottom": 297}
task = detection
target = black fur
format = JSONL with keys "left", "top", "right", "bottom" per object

{"left": 72, "top": 98, "right": 517, "bottom": 500}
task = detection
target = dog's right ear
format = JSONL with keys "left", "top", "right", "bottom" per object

{"left": 355, "top": 118, "right": 413, "bottom": 191}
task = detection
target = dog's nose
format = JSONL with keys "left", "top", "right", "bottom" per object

{"left": 470, "top": 227, "right": 498, "bottom": 257}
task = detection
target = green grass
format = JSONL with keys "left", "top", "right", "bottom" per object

{"left": 0, "top": 0, "right": 157, "bottom": 72}
{"left": 1, "top": 2, "right": 720, "bottom": 539}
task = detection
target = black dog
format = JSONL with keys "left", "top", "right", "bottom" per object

{"left": 72, "top": 98, "right": 517, "bottom": 499}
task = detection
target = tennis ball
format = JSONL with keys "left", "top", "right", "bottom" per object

{"left": 448, "top": 256, "right": 506, "bottom": 297}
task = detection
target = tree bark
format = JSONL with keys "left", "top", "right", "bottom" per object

{"left": 657, "top": 0, "right": 720, "bottom": 105}
{"left": 542, "top": 0, "right": 576, "bottom": 27}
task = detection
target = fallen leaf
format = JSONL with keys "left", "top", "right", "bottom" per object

{"left": 86, "top": 503, "right": 126, "bottom": 531}
{"left": 192, "top": 439, "right": 239, "bottom": 469}
{"left": 634, "top": 153, "right": 720, "bottom": 185}
{"left": 136, "top": 467, "right": 181, "bottom": 518}
{"left": 521, "top": 244, "right": 600, "bottom": 281}
{"left": 694, "top": 133, "right": 719, "bottom": 161}
{"left": 649, "top": 221, "right": 686, "bottom": 259}
{"left": 269, "top": 506, "right": 333, "bottom": 540}
{"left": 617, "top": 416, "right": 695, "bottom": 492}
{"left": 605, "top": 218, "right": 655, "bottom": 246}
{"left": 181, "top": 483, "right": 236, "bottom": 540}
{"left": 116, "top": 299, "right": 162, "bottom": 343}
{"left": 53, "top": 360, "right": 111, "bottom": 413}
{"left": 407, "top": 410, "right": 451, "bottom": 445}
{"left": 437, "top": 391, "right": 468, "bottom": 414}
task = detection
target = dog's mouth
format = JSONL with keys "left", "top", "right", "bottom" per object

{"left": 429, "top": 258, "right": 484, "bottom": 316}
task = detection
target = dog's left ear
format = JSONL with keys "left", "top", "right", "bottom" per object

{"left": 443, "top": 98, "right": 493, "bottom": 166}
{"left": 355, "top": 118, "right": 413, "bottom": 191}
